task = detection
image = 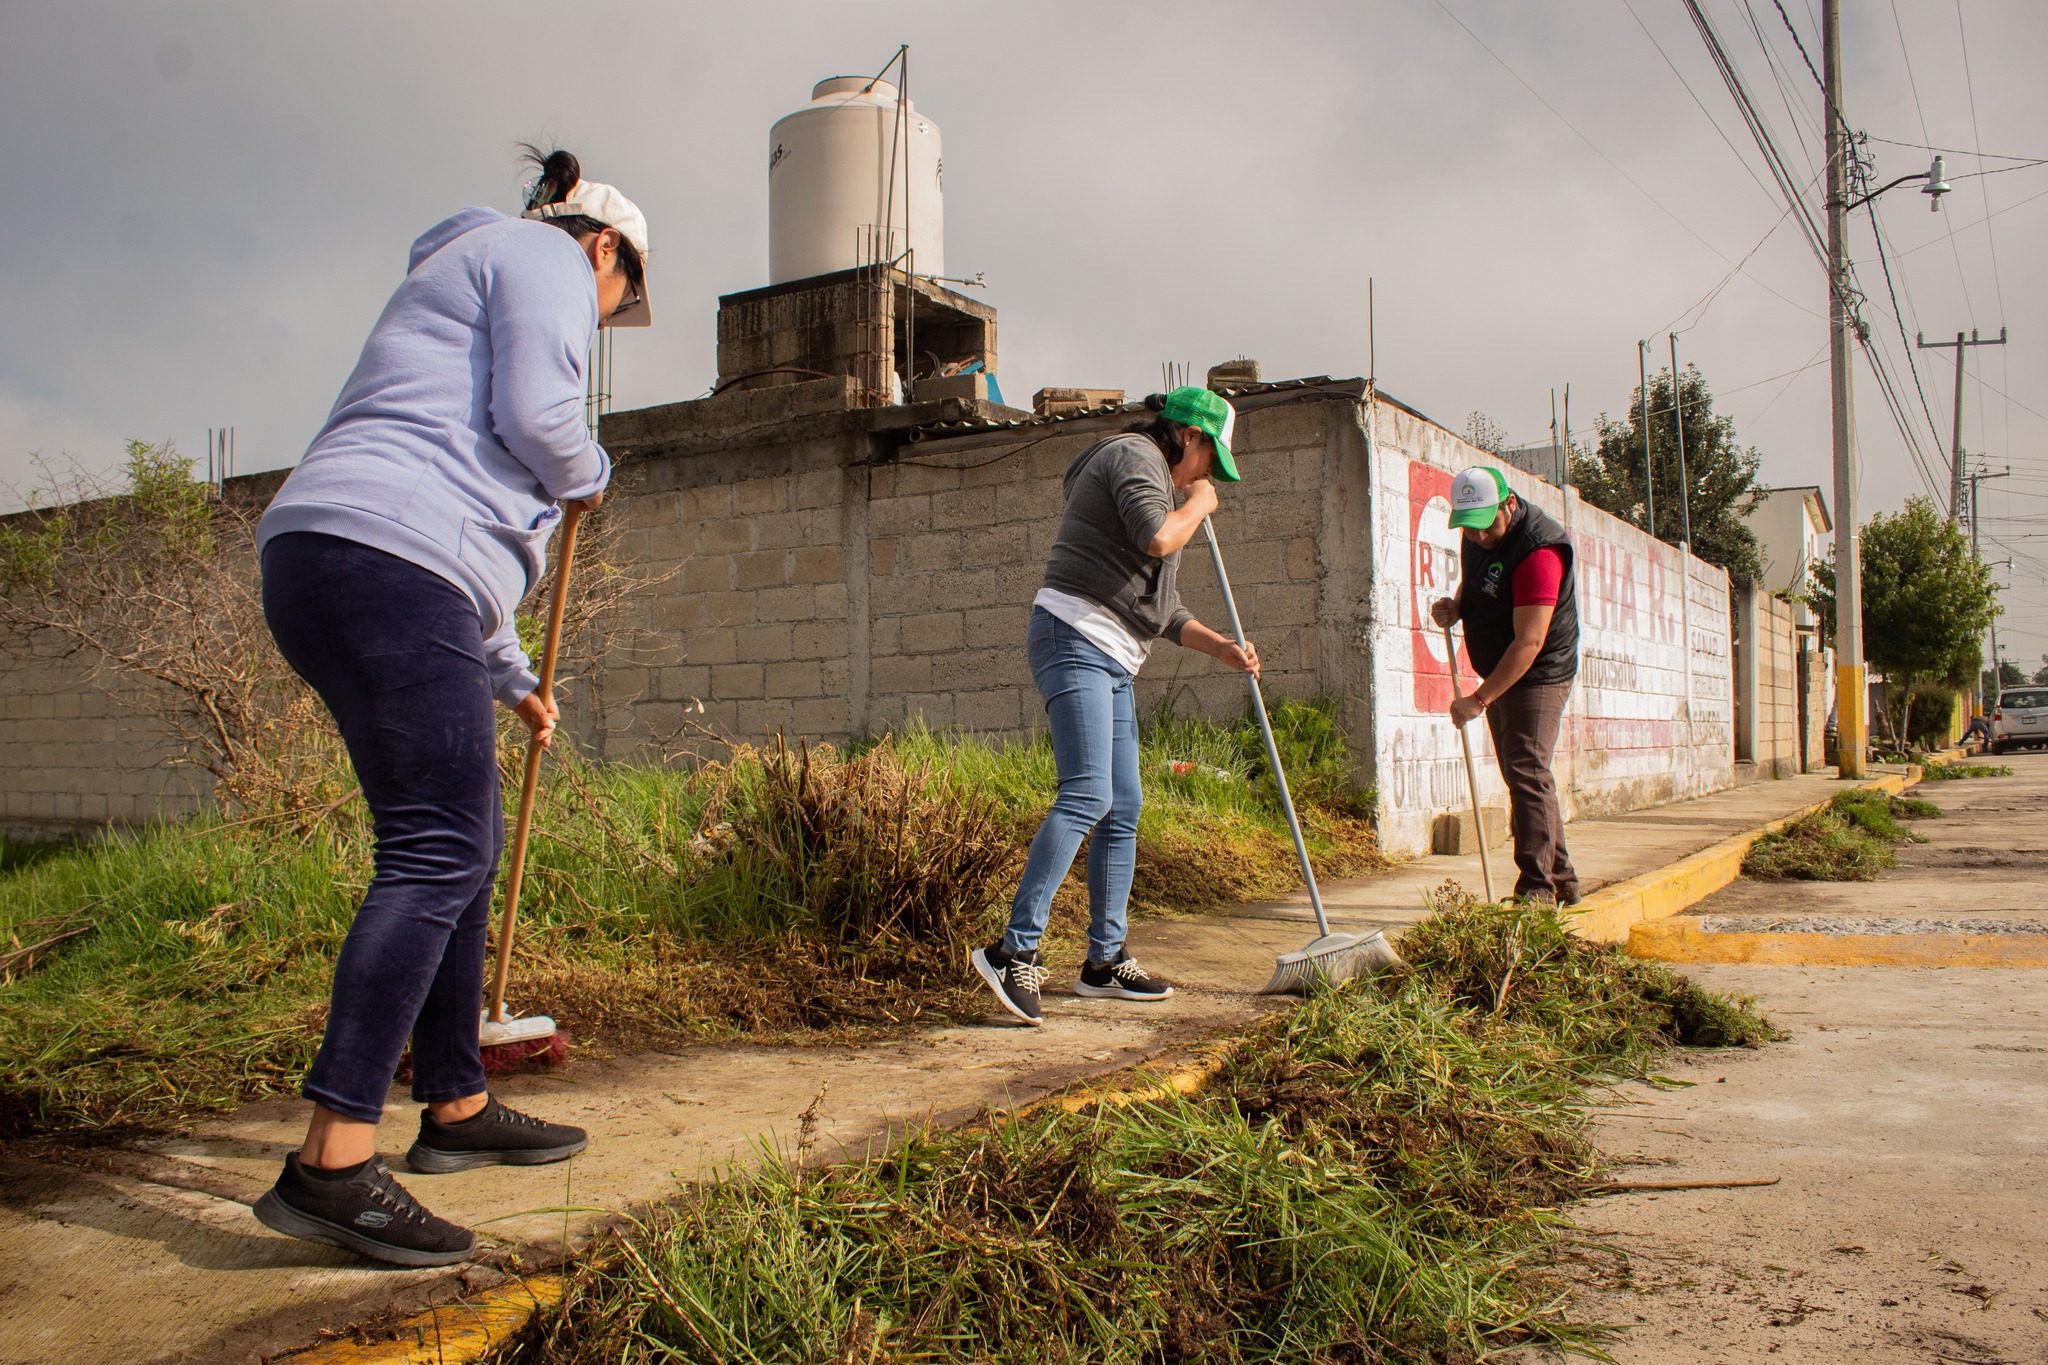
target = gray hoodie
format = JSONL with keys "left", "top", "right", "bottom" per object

{"left": 1040, "top": 435, "right": 1193, "bottom": 644}
{"left": 258, "top": 208, "right": 611, "bottom": 705}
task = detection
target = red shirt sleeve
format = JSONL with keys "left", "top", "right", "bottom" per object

{"left": 1511, "top": 547, "right": 1564, "bottom": 608}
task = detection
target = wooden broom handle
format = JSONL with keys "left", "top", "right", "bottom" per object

{"left": 487, "top": 503, "right": 584, "bottom": 1023}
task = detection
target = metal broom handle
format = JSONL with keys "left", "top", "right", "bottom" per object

{"left": 1200, "top": 518, "right": 1332, "bottom": 938}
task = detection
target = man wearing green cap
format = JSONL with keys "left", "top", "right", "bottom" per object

{"left": 972, "top": 386, "right": 1258, "bottom": 1026}
{"left": 1429, "top": 467, "right": 1581, "bottom": 904}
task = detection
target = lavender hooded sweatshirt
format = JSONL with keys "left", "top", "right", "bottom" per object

{"left": 258, "top": 208, "right": 611, "bottom": 706}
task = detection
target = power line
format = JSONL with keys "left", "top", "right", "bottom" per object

{"left": 1620, "top": 0, "right": 1783, "bottom": 209}
{"left": 1866, "top": 133, "right": 2048, "bottom": 164}
{"left": 1430, "top": 0, "right": 1820, "bottom": 322}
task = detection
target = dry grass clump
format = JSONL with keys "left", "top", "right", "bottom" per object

{"left": 500, "top": 896, "right": 1777, "bottom": 1365}
{"left": 1740, "top": 789, "right": 1933, "bottom": 883}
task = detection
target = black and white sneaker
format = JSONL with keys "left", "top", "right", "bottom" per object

{"left": 253, "top": 1154, "right": 476, "bottom": 1267}
{"left": 1075, "top": 951, "right": 1174, "bottom": 1001}
{"left": 971, "top": 942, "right": 1046, "bottom": 1026}
{"left": 405, "top": 1095, "right": 588, "bottom": 1174}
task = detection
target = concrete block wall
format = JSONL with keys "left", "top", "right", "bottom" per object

{"left": 0, "top": 626, "right": 208, "bottom": 840}
{"left": 1734, "top": 583, "right": 1803, "bottom": 779}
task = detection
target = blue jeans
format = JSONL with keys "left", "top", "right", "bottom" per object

{"left": 1004, "top": 608, "right": 1141, "bottom": 962}
{"left": 262, "top": 532, "right": 502, "bottom": 1124}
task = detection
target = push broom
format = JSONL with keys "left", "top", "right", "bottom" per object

{"left": 1199, "top": 519, "right": 1405, "bottom": 994}
{"left": 1443, "top": 623, "right": 1497, "bottom": 903}
{"left": 479, "top": 502, "right": 585, "bottom": 1072}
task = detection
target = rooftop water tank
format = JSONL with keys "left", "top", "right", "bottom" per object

{"left": 768, "top": 76, "right": 943, "bottom": 285}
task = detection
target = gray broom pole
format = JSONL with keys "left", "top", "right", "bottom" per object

{"left": 1200, "top": 518, "right": 1332, "bottom": 938}
{"left": 1443, "top": 623, "right": 1497, "bottom": 902}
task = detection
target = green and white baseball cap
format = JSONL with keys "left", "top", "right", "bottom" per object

{"left": 1162, "top": 386, "right": 1241, "bottom": 481}
{"left": 1447, "top": 466, "right": 1511, "bottom": 529}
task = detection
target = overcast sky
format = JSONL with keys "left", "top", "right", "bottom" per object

{"left": 3, "top": 1, "right": 2044, "bottom": 665}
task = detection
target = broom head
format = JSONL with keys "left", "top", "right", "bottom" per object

{"left": 479, "top": 1009, "right": 569, "bottom": 1074}
{"left": 1259, "top": 930, "right": 1406, "bottom": 996}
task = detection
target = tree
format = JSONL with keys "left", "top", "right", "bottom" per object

{"left": 2035, "top": 655, "right": 2048, "bottom": 687}
{"left": 1571, "top": 364, "right": 1764, "bottom": 579}
{"left": 1807, "top": 498, "right": 2001, "bottom": 741}
{"left": 1464, "top": 411, "right": 1512, "bottom": 457}
{"left": 1998, "top": 658, "right": 2027, "bottom": 688}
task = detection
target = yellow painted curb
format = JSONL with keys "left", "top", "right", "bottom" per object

{"left": 284, "top": 1273, "right": 563, "bottom": 1364}
{"left": 1627, "top": 917, "right": 2048, "bottom": 968}
{"left": 1565, "top": 773, "right": 1911, "bottom": 945}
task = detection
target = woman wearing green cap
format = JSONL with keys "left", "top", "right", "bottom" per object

{"left": 972, "top": 387, "right": 1259, "bottom": 1026}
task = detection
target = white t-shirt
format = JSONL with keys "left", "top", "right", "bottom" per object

{"left": 1033, "top": 587, "right": 1151, "bottom": 676}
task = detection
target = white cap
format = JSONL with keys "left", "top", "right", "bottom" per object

{"left": 524, "top": 180, "right": 651, "bottom": 327}
{"left": 1447, "top": 466, "right": 1510, "bottom": 530}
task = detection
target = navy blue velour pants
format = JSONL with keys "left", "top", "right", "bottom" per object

{"left": 261, "top": 532, "right": 502, "bottom": 1124}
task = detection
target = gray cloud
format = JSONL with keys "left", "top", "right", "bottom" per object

{"left": 3, "top": 0, "right": 2042, "bottom": 658}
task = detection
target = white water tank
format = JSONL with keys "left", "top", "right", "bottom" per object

{"left": 768, "top": 76, "right": 944, "bottom": 285}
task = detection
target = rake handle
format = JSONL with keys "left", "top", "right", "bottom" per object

{"left": 487, "top": 503, "right": 584, "bottom": 1025}
{"left": 1442, "top": 623, "right": 1496, "bottom": 903}
{"left": 1201, "top": 518, "right": 1331, "bottom": 938}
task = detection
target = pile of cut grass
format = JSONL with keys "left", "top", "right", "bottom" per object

{"left": 0, "top": 703, "right": 1383, "bottom": 1140}
{"left": 502, "top": 899, "right": 1773, "bottom": 1364}
{"left": 1919, "top": 759, "right": 2014, "bottom": 781}
{"left": 1740, "top": 788, "right": 1933, "bottom": 883}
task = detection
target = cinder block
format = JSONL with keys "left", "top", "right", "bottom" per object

{"left": 893, "top": 462, "right": 964, "bottom": 496}
{"left": 1253, "top": 583, "right": 1316, "bottom": 627}
{"left": 734, "top": 478, "right": 790, "bottom": 516}
{"left": 766, "top": 660, "right": 824, "bottom": 699}
{"left": 872, "top": 654, "right": 933, "bottom": 693}
{"left": 712, "top": 663, "right": 766, "bottom": 700}
{"left": 681, "top": 557, "right": 736, "bottom": 594}
{"left": 814, "top": 582, "right": 848, "bottom": 622}
{"left": 870, "top": 537, "right": 899, "bottom": 576}
{"left": 790, "top": 545, "right": 844, "bottom": 584}
{"left": 928, "top": 487, "right": 998, "bottom": 531}
{"left": 697, "top": 518, "right": 751, "bottom": 555}
{"left": 683, "top": 484, "right": 736, "bottom": 520}
{"left": 754, "top": 585, "right": 817, "bottom": 623}
{"left": 733, "top": 623, "right": 794, "bottom": 662}
{"left": 794, "top": 469, "right": 843, "bottom": 510}
{"left": 751, "top": 510, "right": 811, "bottom": 551}
{"left": 870, "top": 495, "right": 932, "bottom": 537}
{"left": 658, "top": 665, "right": 713, "bottom": 700}
{"left": 956, "top": 689, "right": 1023, "bottom": 732}
{"left": 733, "top": 550, "right": 789, "bottom": 591}
{"left": 899, "top": 611, "right": 965, "bottom": 653}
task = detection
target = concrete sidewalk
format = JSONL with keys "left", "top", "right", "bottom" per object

{"left": 0, "top": 770, "right": 1860, "bottom": 1365}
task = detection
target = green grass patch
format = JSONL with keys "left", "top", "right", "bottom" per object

{"left": 1919, "top": 760, "right": 2013, "bottom": 781}
{"left": 0, "top": 703, "right": 1384, "bottom": 1140}
{"left": 1739, "top": 789, "right": 1935, "bottom": 883}
{"left": 502, "top": 899, "right": 1772, "bottom": 1364}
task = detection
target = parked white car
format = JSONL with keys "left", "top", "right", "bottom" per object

{"left": 1992, "top": 686, "right": 2048, "bottom": 754}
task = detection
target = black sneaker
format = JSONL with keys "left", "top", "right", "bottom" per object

{"left": 971, "top": 942, "right": 1046, "bottom": 1026}
{"left": 1075, "top": 950, "right": 1174, "bottom": 1001}
{"left": 253, "top": 1154, "right": 476, "bottom": 1267}
{"left": 405, "top": 1095, "right": 589, "bottom": 1174}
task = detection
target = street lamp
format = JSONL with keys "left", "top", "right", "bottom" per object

{"left": 1843, "top": 155, "right": 1951, "bottom": 213}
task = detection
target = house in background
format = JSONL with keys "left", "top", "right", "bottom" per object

{"left": 1743, "top": 485, "right": 1831, "bottom": 628}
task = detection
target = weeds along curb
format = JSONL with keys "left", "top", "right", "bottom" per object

{"left": 1568, "top": 770, "right": 1914, "bottom": 946}
{"left": 278, "top": 1047, "right": 1242, "bottom": 1365}
{"left": 273, "top": 775, "right": 1872, "bottom": 1364}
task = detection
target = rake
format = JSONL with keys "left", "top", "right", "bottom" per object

{"left": 1199, "top": 519, "right": 1405, "bottom": 994}
{"left": 1443, "top": 623, "right": 1497, "bottom": 903}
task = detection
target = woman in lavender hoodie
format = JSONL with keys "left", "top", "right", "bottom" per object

{"left": 250, "top": 148, "right": 649, "bottom": 1266}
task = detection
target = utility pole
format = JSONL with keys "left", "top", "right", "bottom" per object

{"left": 1669, "top": 333, "right": 1693, "bottom": 545}
{"left": 1967, "top": 463, "right": 2011, "bottom": 703}
{"left": 1916, "top": 327, "right": 2008, "bottom": 520}
{"left": 1823, "top": 0, "right": 1866, "bottom": 777}
{"left": 1639, "top": 340, "right": 1654, "bottom": 538}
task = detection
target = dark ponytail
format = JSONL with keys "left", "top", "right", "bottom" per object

{"left": 1126, "top": 392, "right": 1192, "bottom": 464}
{"left": 516, "top": 143, "right": 644, "bottom": 292}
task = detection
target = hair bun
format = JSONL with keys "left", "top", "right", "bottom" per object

{"left": 517, "top": 143, "right": 582, "bottom": 209}
{"left": 1142, "top": 392, "right": 1168, "bottom": 413}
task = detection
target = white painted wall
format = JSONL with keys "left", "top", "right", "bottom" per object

{"left": 1365, "top": 398, "right": 1734, "bottom": 858}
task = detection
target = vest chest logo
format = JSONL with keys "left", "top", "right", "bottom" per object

{"left": 1481, "top": 560, "right": 1505, "bottom": 598}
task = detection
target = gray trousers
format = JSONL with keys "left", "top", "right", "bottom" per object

{"left": 1485, "top": 681, "right": 1579, "bottom": 901}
